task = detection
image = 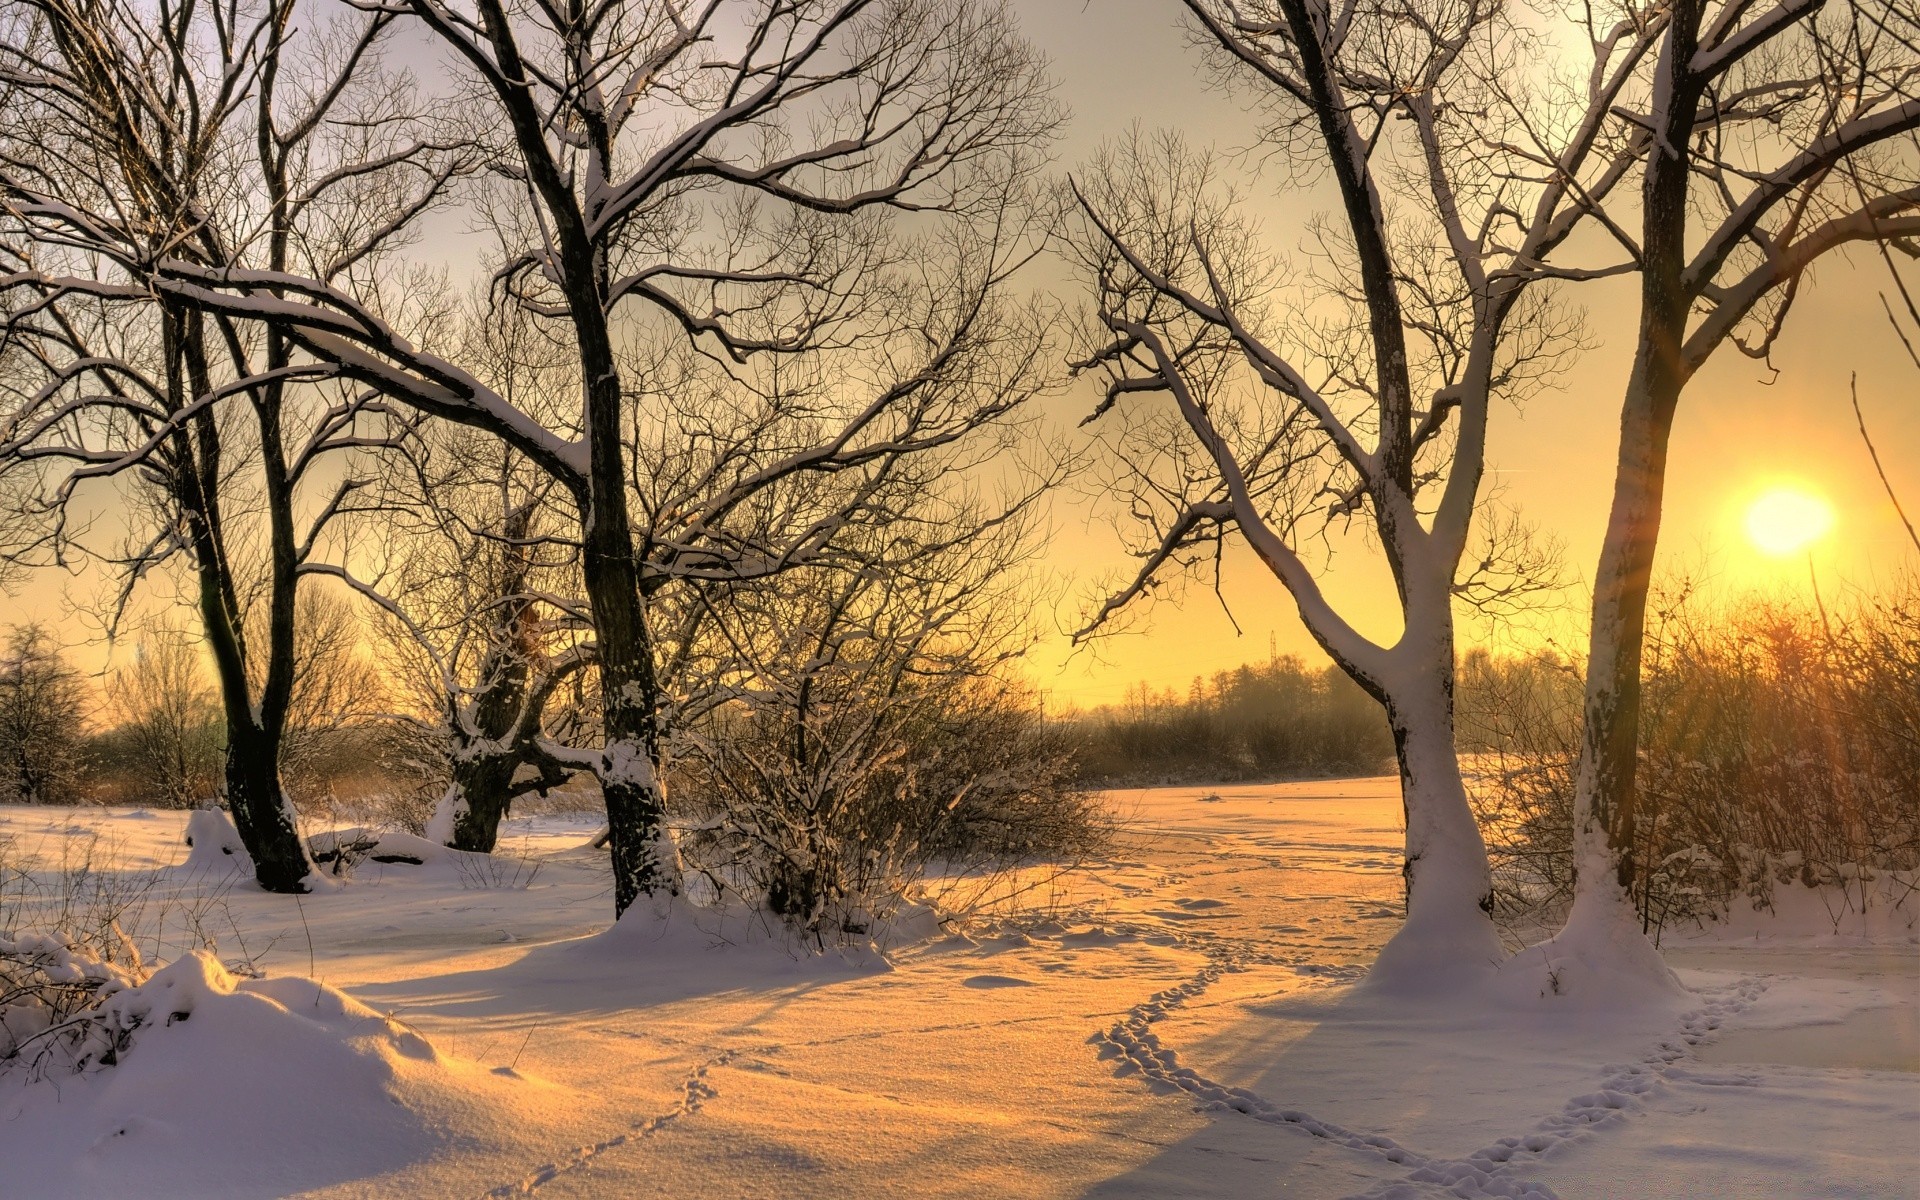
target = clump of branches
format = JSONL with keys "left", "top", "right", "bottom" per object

{"left": 673, "top": 507, "right": 1104, "bottom": 942}
{"left": 1065, "top": 655, "right": 1392, "bottom": 785}
{"left": 0, "top": 833, "right": 154, "bottom": 1079}
{"left": 1465, "top": 579, "right": 1920, "bottom": 934}
{"left": 0, "top": 626, "right": 89, "bottom": 805}
{"left": 93, "top": 630, "right": 224, "bottom": 809}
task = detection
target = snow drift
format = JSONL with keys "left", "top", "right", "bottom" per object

{"left": 0, "top": 951, "right": 564, "bottom": 1197}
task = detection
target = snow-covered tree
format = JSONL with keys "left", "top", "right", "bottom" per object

{"left": 345, "top": 422, "right": 594, "bottom": 853}
{"left": 1066, "top": 0, "right": 1665, "bottom": 986}
{"left": 1552, "top": 0, "right": 1920, "bottom": 978}
{"left": 7, "top": 0, "right": 1064, "bottom": 918}
{"left": 0, "top": 0, "right": 466, "bottom": 890}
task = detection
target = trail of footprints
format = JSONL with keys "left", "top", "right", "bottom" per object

{"left": 480, "top": 1049, "right": 737, "bottom": 1198}
{"left": 478, "top": 878, "right": 1769, "bottom": 1200}
{"left": 1090, "top": 936, "right": 1772, "bottom": 1200}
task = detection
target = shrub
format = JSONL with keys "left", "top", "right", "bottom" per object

{"left": 1463, "top": 579, "right": 1920, "bottom": 932}
{"left": 677, "top": 674, "right": 1106, "bottom": 941}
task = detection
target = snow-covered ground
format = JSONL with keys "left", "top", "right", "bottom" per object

{"left": 1, "top": 780, "right": 1913, "bottom": 1199}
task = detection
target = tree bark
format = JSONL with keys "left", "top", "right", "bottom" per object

{"left": 1568, "top": 2, "right": 1703, "bottom": 922}
{"left": 223, "top": 722, "right": 312, "bottom": 892}
{"left": 578, "top": 323, "right": 679, "bottom": 915}
{"left": 436, "top": 754, "right": 520, "bottom": 854}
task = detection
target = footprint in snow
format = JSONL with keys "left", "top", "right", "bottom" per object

{"left": 963, "top": 974, "right": 1036, "bottom": 989}
{"left": 1175, "top": 898, "right": 1229, "bottom": 910}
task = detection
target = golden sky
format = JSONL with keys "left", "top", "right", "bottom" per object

{"left": 1015, "top": 0, "right": 1920, "bottom": 708}
{"left": 6, "top": 0, "right": 1916, "bottom": 714}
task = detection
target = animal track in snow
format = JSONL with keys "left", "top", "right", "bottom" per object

{"left": 1090, "top": 943, "right": 1774, "bottom": 1200}
{"left": 480, "top": 1049, "right": 737, "bottom": 1197}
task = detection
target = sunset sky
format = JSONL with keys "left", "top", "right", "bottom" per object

{"left": 9, "top": 0, "right": 1918, "bottom": 712}
{"left": 1014, "top": 0, "right": 1920, "bottom": 708}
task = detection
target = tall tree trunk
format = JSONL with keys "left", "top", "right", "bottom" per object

{"left": 167, "top": 306, "right": 313, "bottom": 893}
{"left": 1535, "top": 9, "right": 1699, "bottom": 999}
{"left": 1364, "top": 630, "right": 1503, "bottom": 987}
{"left": 1566, "top": 4, "right": 1701, "bottom": 936}
{"left": 579, "top": 342, "right": 679, "bottom": 917}
{"left": 1571, "top": 377, "right": 1673, "bottom": 914}
{"left": 224, "top": 721, "right": 311, "bottom": 892}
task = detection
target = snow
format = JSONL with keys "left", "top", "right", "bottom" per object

{"left": 0, "top": 781, "right": 1913, "bottom": 1198}
{"left": 422, "top": 787, "right": 468, "bottom": 847}
{"left": 180, "top": 808, "right": 251, "bottom": 874}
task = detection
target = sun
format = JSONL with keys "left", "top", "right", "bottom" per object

{"left": 1744, "top": 485, "right": 1836, "bottom": 557}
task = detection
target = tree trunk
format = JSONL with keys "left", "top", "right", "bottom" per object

{"left": 166, "top": 305, "right": 312, "bottom": 894}
{"left": 1563, "top": 361, "right": 1687, "bottom": 940}
{"left": 1519, "top": 369, "right": 1693, "bottom": 1000}
{"left": 583, "top": 539, "right": 679, "bottom": 916}
{"left": 578, "top": 343, "right": 680, "bottom": 917}
{"left": 1566, "top": 9, "right": 1701, "bottom": 936}
{"left": 431, "top": 752, "right": 521, "bottom": 854}
{"left": 1364, "top": 659, "right": 1503, "bottom": 988}
{"left": 223, "top": 722, "right": 312, "bottom": 893}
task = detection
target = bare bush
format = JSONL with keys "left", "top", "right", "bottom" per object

{"left": 679, "top": 677, "right": 1103, "bottom": 942}
{"left": 0, "top": 833, "right": 154, "bottom": 1078}
{"left": 0, "top": 625, "right": 88, "bottom": 805}
{"left": 1465, "top": 580, "right": 1920, "bottom": 934}
{"left": 674, "top": 524, "right": 1104, "bottom": 940}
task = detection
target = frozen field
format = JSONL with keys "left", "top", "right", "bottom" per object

{"left": 1, "top": 781, "right": 1914, "bottom": 1199}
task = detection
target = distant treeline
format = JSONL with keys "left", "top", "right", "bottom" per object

{"left": 1060, "top": 655, "right": 1394, "bottom": 785}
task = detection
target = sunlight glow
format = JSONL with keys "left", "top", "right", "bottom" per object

{"left": 1744, "top": 486, "right": 1836, "bottom": 557}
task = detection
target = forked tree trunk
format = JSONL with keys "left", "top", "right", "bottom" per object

{"left": 167, "top": 307, "right": 312, "bottom": 895}
{"left": 427, "top": 546, "right": 541, "bottom": 854}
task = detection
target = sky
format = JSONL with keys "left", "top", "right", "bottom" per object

{"left": 1009, "top": 0, "right": 1920, "bottom": 708}
{"left": 6, "top": 0, "right": 1918, "bottom": 712}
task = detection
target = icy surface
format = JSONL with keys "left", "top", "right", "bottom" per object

{"left": 0, "top": 782, "right": 1912, "bottom": 1198}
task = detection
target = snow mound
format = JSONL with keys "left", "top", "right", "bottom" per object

{"left": 179, "top": 809, "right": 251, "bottom": 874}
{"left": 0, "top": 952, "right": 558, "bottom": 1196}
{"left": 467, "top": 894, "right": 916, "bottom": 1013}
{"left": 1670, "top": 875, "right": 1920, "bottom": 946}
{"left": 1493, "top": 890, "right": 1688, "bottom": 1009}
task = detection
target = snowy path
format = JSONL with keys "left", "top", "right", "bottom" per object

{"left": 1, "top": 782, "right": 1914, "bottom": 1198}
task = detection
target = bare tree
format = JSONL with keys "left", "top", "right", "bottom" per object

{"left": 1560, "top": 0, "right": 1920, "bottom": 968}
{"left": 346, "top": 419, "right": 593, "bottom": 852}
{"left": 106, "top": 630, "right": 224, "bottom": 808}
{"left": 0, "top": 0, "right": 466, "bottom": 889}
{"left": 15, "top": 0, "right": 1067, "bottom": 917}
{"left": 1066, "top": 0, "right": 1662, "bottom": 984}
{"left": 0, "top": 624, "right": 88, "bottom": 804}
